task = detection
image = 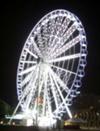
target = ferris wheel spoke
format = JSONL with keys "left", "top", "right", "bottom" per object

{"left": 38, "top": 78, "right": 45, "bottom": 96}
{"left": 25, "top": 48, "right": 38, "bottom": 59}
{"left": 42, "top": 71, "right": 48, "bottom": 116}
{"left": 21, "top": 72, "right": 33, "bottom": 87}
{"left": 21, "top": 65, "right": 38, "bottom": 89}
{"left": 51, "top": 35, "right": 80, "bottom": 58}
{"left": 24, "top": 65, "right": 39, "bottom": 92}
{"left": 62, "top": 23, "right": 78, "bottom": 43}
{"left": 48, "top": 38, "right": 61, "bottom": 58}
{"left": 20, "top": 60, "right": 37, "bottom": 64}
{"left": 32, "top": 39, "right": 43, "bottom": 58}
{"left": 24, "top": 66, "right": 40, "bottom": 110}
{"left": 18, "top": 65, "right": 36, "bottom": 75}
{"left": 25, "top": 88, "right": 37, "bottom": 111}
{"left": 22, "top": 65, "right": 39, "bottom": 111}
{"left": 38, "top": 64, "right": 50, "bottom": 96}
{"left": 49, "top": 67, "right": 69, "bottom": 91}
{"left": 50, "top": 64, "right": 77, "bottom": 75}
{"left": 46, "top": 90, "right": 53, "bottom": 117}
{"left": 25, "top": 70, "right": 39, "bottom": 110}
{"left": 62, "top": 18, "right": 71, "bottom": 36}
{"left": 50, "top": 70, "right": 72, "bottom": 118}
{"left": 48, "top": 72, "right": 59, "bottom": 109}
{"left": 48, "top": 53, "right": 81, "bottom": 63}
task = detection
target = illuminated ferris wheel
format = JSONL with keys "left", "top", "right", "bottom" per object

{"left": 15, "top": 9, "right": 87, "bottom": 126}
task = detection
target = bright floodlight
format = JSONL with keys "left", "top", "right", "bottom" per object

{"left": 26, "top": 119, "right": 33, "bottom": 126}
{"left": 38, "top": 116, "right": 57, "bottom": 127}
{"left": 9, "top": 9, "right": 87, "bottom": 126}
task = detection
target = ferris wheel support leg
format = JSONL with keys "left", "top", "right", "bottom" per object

{"left": 8, "top": 76, "right": 35, "bottom": 125}
{"left": 65, "top": 106, "right": 72, "bottom": 118}
{"left": 8, "top": 101, "right": 21, "bottom": 124}
{"left": 8, "top": 95, "right": 25, "bottom": 125}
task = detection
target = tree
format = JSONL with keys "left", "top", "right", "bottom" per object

{"left": 0, "top": 99, "right": 13, "bottom": 118}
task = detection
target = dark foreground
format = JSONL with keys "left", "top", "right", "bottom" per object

{"left": 0, "top": 125, "right": 99, "bottom": 131}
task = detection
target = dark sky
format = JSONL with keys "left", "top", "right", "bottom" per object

{"left": 0, "top": 0, "right": 100, "bottom": 106}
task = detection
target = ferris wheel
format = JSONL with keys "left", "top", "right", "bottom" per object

{"left": 15, "top": 9, "right": 87, "bottom": 126}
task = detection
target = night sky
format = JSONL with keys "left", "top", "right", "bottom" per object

{"left": 0, "top": 0, "right": 100, "bottom": 106}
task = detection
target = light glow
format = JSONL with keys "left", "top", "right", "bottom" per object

{"left": 38, "top": 116, "right": 57, "bottom": 127}
{"left": 26, "top": 119, "right": 33, "bottom": 126}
